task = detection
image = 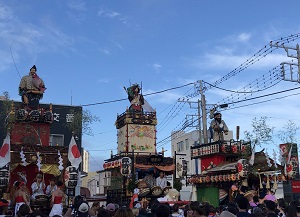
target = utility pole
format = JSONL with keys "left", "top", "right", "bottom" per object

{"left": 197, "top": 99, "right": 202, "bottom": 144}
{"left": 178, "top": 80, "right": 209, "bottom": 144}
{"left": 200, "top": 81, "right": 208, "bottom": 144}
{"left": 270, "top": 42, "right": 300, "bottom": 82}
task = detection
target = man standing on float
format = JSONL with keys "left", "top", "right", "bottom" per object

{"left": 19, "top": 65, "right": 46, "bottom": 107}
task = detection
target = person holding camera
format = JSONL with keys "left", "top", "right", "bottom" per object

{"left": 63, "top": 195, "right": 96, "bottom": 217}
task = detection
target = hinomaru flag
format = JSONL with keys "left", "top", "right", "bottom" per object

{"left": 0, "top": 134, "right": 10, "bottom": 168}
{"left": 68, "top": 136, "right": 82, "bottom": 169}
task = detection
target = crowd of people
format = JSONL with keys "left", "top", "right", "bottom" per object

{"left": 2, "top": 189, "right": 300, "bottom": 217}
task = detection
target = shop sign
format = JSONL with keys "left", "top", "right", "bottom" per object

{"left": 148, "top": 155, "right": 163, "bottom": 164}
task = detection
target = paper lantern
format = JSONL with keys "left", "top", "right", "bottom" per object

{"left": 205, "top": 176, "right": 210, "bottom": 183}
{"left": 215, "top": 175, "right": 219, "bottom": 182}
{"left": 237, "top": 159, "right": 249, "bottom": 177}
{"left": 232, "top": 145, "right": 238, "bottom": 153}
{"left": 223, "top": 175, "right": 227, "bottom": 181}
{"left": 211, "top": 176, "right": 215, "bottom": 182}
{"left": 219, "top": 175, "right": 223, "bottom": 182}
{"left": 231, "top": 174, "right": 236, "bottom": 181}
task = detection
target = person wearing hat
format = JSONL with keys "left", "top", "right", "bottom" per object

{"left": 106, "top": 203, "right": 116, "bottom": 217}
{"left": 31, "top": 173, "right": 45, "bottom": 200}
{"left": 19, "top": 65, "right": 46, "bottom": 106}
{"left": 210, "top": 112, "right": 229, "bottom": 142}
{"left": 12, "top": 181, "right": 30, "bottom": 217}
{"left": 63, "top": 195, "right": 96, "bottom": 217}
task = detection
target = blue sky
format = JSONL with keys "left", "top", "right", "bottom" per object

{"left": 1, "top": 0, "right": 300, "bottom": 171}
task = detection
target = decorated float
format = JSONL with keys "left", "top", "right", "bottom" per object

{"left": 187, "top": 137, "right": 297, "bottom": 206}
{"left": 0, "top": 69, "right": 84, "bottom": 215}
{"left": 100, "top": 83, "right": 176, "bottom": 206}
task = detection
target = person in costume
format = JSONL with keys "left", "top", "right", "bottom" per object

{"left": 156, "top": 172, "right": 167, "bottom": 189}
{"left": 210, "top": 112, "right": 229, "bottom": 142}
{"left": 143, "top": 171, "right": 156, "bottom": 188}
{"left": 125, "top": 84, "right": 144, "bottom": 112}
{"left": 46, "top": 177, "right": 57, "bottom": 196}
{"left": 31, "top": 174, "right": 45, "bottom": 200}
{"left": 13, "top": 181, "right": 30, "bottom": 217}
{"left": 49, "top": 181, "right": 65, "bottom": 217}
{"left": 19, "top": 65, "right": 46, "bottom": 106}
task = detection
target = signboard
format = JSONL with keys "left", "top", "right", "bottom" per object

{"left": 0, "top": 164, "right": 9, "bottom": 186}
{"left": 148, "top": 155, "right": 163, "bottom": 164}
{"left": 120, "top": 157, "right": 132, "bottom": 176}
{"left": 64, "top": 166, "right": 78, "bottom": 188}
{"left": 292, "top": 180, "right": 300, "bottom": 193}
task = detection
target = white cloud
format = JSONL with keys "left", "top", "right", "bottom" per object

{"left": 153, "top": 62, "right": 162, "bottom": 73}
{"left": 0, "top": 4, "right": 14, "bottom": 20}
{"left": 99, "top": 48, "right": 111, "bottom": 55}
{"left": 0, "top": 4, "right": 76, "bottom": 73}
{"left": 67, "top": 0, "right": 87, "bottom": 11}
{"left": 238, "top": 33, "right": 251, "bottom": 42}
{"left": 186, "top": 53, "right": 290, "bottom": 71}
{"left": 97, "top": 8, "right": 129, "bottom": 26}
{"left": 97, "top": 79, "right": 109, "bottom": 83}
{"left": 98, "top": 9, "right": 120, "bottom": 18}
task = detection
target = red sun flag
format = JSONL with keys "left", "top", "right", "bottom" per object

{"left": 71, "top": 145, "right": 81, "bottom": 158}
{"left": 0, "top": 135, "right": 10, "bottom": 168}
{"left": 0, "top": 143, "right": 9, "bottom": 158}
{"left": 68, "top": 136, "right": 82, "bottom": 169}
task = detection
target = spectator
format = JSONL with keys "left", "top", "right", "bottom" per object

{"left": 252, "top": 207, "right": 264, "bottom": 217}
{"left": 97, "top": 208, "right": 110, "bottom": 217}
{"left": 115, "top": 207, "right": 129, "bottom": 217}
{"left": 236, "top": 196, "right": 250, "bottom": 217}
{"left": 265, "top": 200, "right": 277, "bottom": 217}
{"left": 147, "top": 203, "right": 158, "bottom": 217}
{"left": 156, "top": 204, "right": 170, "bottom": 217}
{"left": 106, "top": 203, "right": 116, "bottom": 217}
{"left": 263, "top": 190, "right": 277, "bottom": 203}
{"left": 17, "top": 204, "right": 31, "bottom": 217}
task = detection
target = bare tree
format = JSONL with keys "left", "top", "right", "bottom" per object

{"left": 244, "top": 116, "right": 274, "bottom": 147}
{"left": 277, "top": 120, "right": 299, "bottom": 144}
{"left": 65, "top": 108, "right": 101, "bottom": 136}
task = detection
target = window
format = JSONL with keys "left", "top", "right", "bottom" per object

{"left": 185, "top": 139, "right": 189, "bottom": 150}
{"left": 50, "top": 134, "right": 64, "bottom": 146}
{"left": 177, "top": 141, "right": 184, "bottom": 152}
{"left": 186, "top": 161, "right": 190, "bottom": 172}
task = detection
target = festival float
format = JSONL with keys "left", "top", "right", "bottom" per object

{"left": 187, "top": 135, "right": 297, "bottom": 206}
{"left": 101, "top": 83, "right": 175, "bottom": 206}
{"left": 0, "top": 66, "right": 84, "bottom": 214}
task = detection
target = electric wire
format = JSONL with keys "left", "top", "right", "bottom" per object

{"left": 10, "top": 41, "right": 21, "bottom": 79}
{"left": 205, "top": 33, "right": 300, "bottom": 92}
{"left": 80, "top": 82, "right": 195, "bottom": 107}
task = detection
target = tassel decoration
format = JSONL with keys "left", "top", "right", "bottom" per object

{"left": 20, "top": 147, "right": 28, "bottom": 166}
{"left": 273, "top": 176, "right": 277, "bottom": 190}
{"left": 266, "top": 175, "right": 270, "bottom": 189}
{"left": 259, "top": 173, "right": 263, "bottom": 189}
{"left": 58, "top": 150, "right": 64, "bottom": 171}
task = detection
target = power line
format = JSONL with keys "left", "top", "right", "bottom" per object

{"left": 81, "top": 82, "right": 195, "bottom": 107}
